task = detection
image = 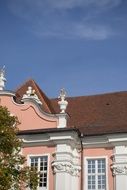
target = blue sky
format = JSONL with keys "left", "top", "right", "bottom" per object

{"left": 0, "top": 0, "right": 127, "bottom": 97}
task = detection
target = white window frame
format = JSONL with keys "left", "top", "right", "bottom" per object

{"left": 84, "top": 156, "right": 109, "bottom": 190}
{"left": 27, "top": 154, "right": 50, "bottom": 190}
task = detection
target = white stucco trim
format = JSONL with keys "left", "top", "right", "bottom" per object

{"left": 111, "top": 146, "right": 127, "bottom": 190}
{"left": 57, "top": 114, "right": 68, "bottom": 128}
{"left": 82, "top": 133, "right": 127, "bottom": 148}
{"left": 52, "top": 140, "right": 81, "bottom": 190}
{"left": 20, "top": 130, "right": 81, "bottom": 149}
{"left": 0, "top": 90, "right": 15, "bottom": 96}
{"left": 84, "top": 156, "right": 109, "bottom": 190}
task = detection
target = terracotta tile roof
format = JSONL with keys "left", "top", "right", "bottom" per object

{"left": 15, "top": 80, "right": 127, "bottom": 136}
{"left": 51, "top": 92, "right": 127, "bottom": 135}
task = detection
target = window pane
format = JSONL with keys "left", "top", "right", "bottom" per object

{"left": 30, "top": 156, "right": 48, "bottom": 189}
{"left": 30, "top": 157, "right": 38, "bottom": 170}
{"left": 87, "top": 159, "right": 106, "bottom": 190}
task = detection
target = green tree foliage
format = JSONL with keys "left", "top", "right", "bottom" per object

{"left": 0, "top": 106, "right": 38, "bottom": 190}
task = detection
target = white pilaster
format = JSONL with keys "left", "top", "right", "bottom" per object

{"left": 111, "top": 146, "right": 127, "bottom": 190}
{"left": 57, "top": 114, "right": 68, "bottom": 128}
{"left": 52, "top": 143, "right": 81, "bottom": 190}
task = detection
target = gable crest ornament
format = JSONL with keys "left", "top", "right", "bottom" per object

{"left": 22, "top": 86, "right": 42, "bottom": 105}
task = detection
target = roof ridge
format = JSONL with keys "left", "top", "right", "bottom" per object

{"left": 15, "top": 78, "right": 35, "bottom": 92}
{"left": 50, "top": 90, "right": 127, "bottom": 100}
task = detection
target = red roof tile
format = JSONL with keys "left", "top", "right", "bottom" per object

{"left": 51, "top": 92, "right": 127, "bottom": 135}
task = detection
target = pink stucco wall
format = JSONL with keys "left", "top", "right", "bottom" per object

{"left": 83, "top": 147, "right": 113, "bottom": 190}
{"left": 0, "top": 94, "right": 57, "bottom": 190}
{"left": 23, "top": 146, "right": 55, "bottom": 190}
{"left": 0, "top": 94, "right": 114, "bottom": 190}
{"left": 0, "top": 96, "right": 58, "bottom": 130}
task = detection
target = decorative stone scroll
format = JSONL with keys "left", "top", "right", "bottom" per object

{"left": 52, "top": 161, "right": 81, "bottom": 177}
{"left": 111, "top": 165, "right": 127, "bottom": 175}
{"left": 22, "top": 86, "right": 42, "bottom": 105}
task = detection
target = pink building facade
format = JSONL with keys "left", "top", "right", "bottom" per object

{"left": 0, "top": 69, "right": 127, "bottom": 190}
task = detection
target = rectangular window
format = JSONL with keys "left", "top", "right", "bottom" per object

{"left": 30, "top": 156, "right": 48, "bottom": 189}
{"left": 87, "top": 158, "right": 106, "bottom": 190}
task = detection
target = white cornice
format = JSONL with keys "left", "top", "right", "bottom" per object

{"left": 19, "top": 130, "right": 81, "bottom": 149}
{"left": 82, "top": 133, "right": 127, "bottom": 148}
{"left": 19, "top": 131, "right": 127, "bottom": 148}
{"left": 0, "top": 90, "right": 15, "bottom": 96}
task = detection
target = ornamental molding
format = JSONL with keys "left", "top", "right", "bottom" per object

{"left": 22, "top": 86, "right": 42, "bottom": 105}
{"left": 52, "top": 161, "right": 81, "bottom": 177}
{"left": 82, "top": 134, "right": 127, "bottom": 148}
{"left": 111, "top": 164, "right": 127, "bottom": 175}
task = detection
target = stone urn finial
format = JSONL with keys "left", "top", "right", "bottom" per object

{"left": 58, "top": 88, "right": 68, "bottom": 113}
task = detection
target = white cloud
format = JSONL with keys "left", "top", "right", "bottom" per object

{"left": 74, "top": 23, "right": 113, "bottom": 40}
{"left": 7, "top": 0, "right": 121, "bottom": 40}
{"left": 8, "top": 0, "right": 122, "bottom": 13}
{"left": 33, "top": 0, "right": 122, "bottom": 9}
{"left": 36, "top": 0, "right": 122, "bottom": 9}
{"left": 32, "top": 21, "right": 113, "bottom": 40}
{"left": 84, "top": 0, "right": 122, "bottom": 8}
